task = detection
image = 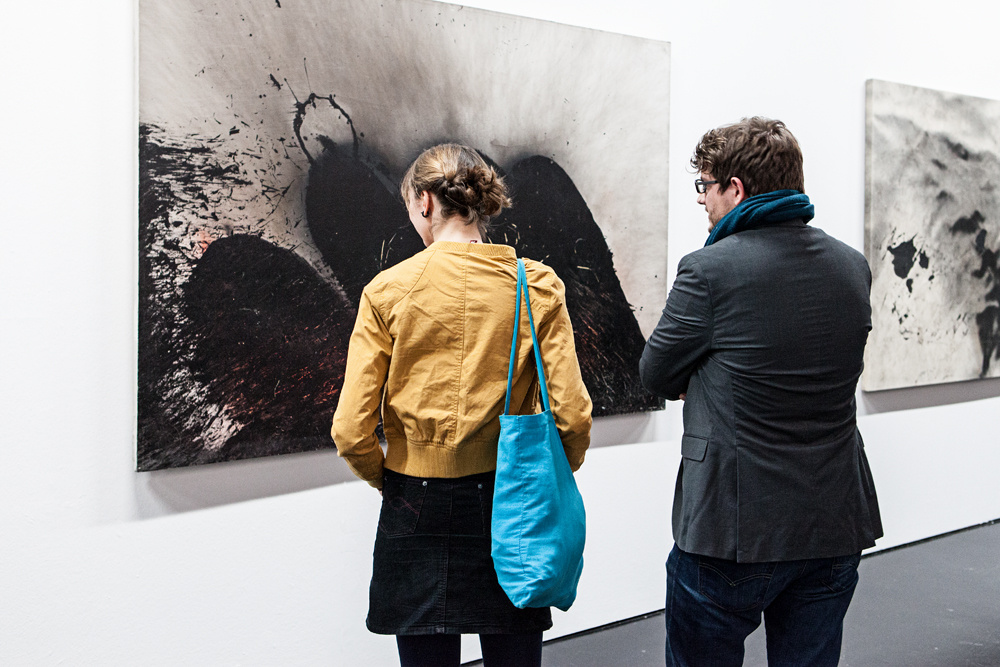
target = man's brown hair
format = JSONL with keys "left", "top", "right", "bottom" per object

{"left": 691, "top": 117, "right": 805, "bottom": 197}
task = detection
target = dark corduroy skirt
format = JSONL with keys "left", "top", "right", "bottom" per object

{"left": 367, "top": 469, "right": 552, "bottom": 635}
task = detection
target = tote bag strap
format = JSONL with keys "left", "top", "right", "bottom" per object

{"left": 503, "top": 259, "right": 551, "bottom": 415}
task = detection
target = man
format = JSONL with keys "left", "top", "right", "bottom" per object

{"left": 640, "top": 117, "right": 882, "bottom": 667}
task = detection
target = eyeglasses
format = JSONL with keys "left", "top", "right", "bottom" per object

{"left": 694, "top": 178, "right": 719, "bottom": 194}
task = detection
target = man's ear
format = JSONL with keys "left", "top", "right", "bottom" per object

{"left": 729, "top": 177, "right": 747, "bottom": 205}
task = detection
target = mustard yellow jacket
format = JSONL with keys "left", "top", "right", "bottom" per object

{"left": 331, "top": 241, "right": 592, "bottom": 488}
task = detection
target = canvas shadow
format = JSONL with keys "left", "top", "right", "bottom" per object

{"left": 134, "top": 449, "right": 361, "bottom": 518}
{"left": 861, "top": 375, "right": 1000, "bottom": 414}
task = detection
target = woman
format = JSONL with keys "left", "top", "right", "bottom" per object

{"left": 331, "top": 143, "right": 592, "bottom": 667}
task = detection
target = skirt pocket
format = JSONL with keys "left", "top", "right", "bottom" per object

{"left": 378, "top": 474, "right": 428, "bottom": 537}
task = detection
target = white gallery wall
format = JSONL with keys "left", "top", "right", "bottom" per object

{"left": 2, "top": 0, "right": 999, "bottom": 664}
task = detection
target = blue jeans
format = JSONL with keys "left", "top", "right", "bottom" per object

{"left": 665, "top": 545, "right": 861, "bottom": 667}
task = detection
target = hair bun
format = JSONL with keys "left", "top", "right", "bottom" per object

{"left": 467, "top": 165, "right": 507, "bottom": 218}
{"left": 400, "top": 143, "right": 512, "bottom": 230}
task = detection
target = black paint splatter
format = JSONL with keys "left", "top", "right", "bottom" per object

{"left": 289, "top": 86, "right": 360, "bottom": 165}
{"left": 887, "top": 238, "right": 932, "bottom": 297}
{"left": 138, "top": 125, "right": 260, "bottom": 469}
{"left": 949, "top": 211, "right": 1000, "bottom": 376}
{"left": 974, "top": 229, "right": 988, "bottom": 254}
{"left": 951, "top": 210, "right": 985, "bottom": 234}
{"left": 945, "top": 138, "right": 971, "bottom": 161}
{"left": 492, "top": 156, "right": 661, "bottom": 415}
{"left": 182, "top": 235, "right": 351, "bottom": 461}
{"left": 138, "top": 124, "right": 350, "bottom": 470}
{"left": 305, "top": 135, "right": 423, "bottom": 307}
{"left": 976, "top": 307, "right": 1000, "bottom": 376}
{"left": 887, "top": 238, "right": 918, "bottom": 279}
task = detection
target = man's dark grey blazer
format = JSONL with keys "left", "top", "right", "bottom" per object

{"left": 640, "top": 218, "right": 882, "bottom": 563}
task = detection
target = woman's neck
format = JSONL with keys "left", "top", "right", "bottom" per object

{"left": 431, "top": 218, "right": 484, "bottom": 244}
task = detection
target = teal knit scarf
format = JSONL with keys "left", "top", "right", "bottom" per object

{"left": 705, "top": 189, "right": 814, "bottom": 247}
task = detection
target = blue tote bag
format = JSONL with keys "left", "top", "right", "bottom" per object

{"left": 491, "top": 259, "right": 586, "bottom": 611}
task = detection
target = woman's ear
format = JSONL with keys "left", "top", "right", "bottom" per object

{"left": 420, "top": 190, "right": 434, "bottom": 218}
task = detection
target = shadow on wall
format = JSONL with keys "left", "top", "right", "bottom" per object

{"left": 589, "top": 412, "right": 663, "bottom": 449}
{"left": 862, "top": 375, "right": 1000, "bottom": 414}
{"left": 131, "top": 412, "right": 664, "bottom": 518}
{"left": 133, "top": 449, "right": 360, "bottom": 518}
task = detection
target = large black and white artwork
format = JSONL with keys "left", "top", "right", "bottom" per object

{"left": 138, "top": 0, "right": 670, "bottom": 470}
{"left": 864, "top": 79, "right": 1000, "bottom": 391}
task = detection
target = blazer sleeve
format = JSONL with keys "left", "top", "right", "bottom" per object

{"left": 330, "top": 288, "right": 392, "bottom": 488}
{"left": 640, "top": 253, "right": 713, "bottom": 401}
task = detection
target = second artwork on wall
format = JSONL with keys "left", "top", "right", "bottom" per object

{"left": 864, "top": 79, "right": 1000, "bottom": 391}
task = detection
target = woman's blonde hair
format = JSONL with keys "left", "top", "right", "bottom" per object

{"left": 400, "top": 143, "right": 512, "bottom": 233}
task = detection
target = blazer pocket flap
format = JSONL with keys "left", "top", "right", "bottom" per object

{"left": 681, "top": 435, "right": 708, "bottom": 462}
